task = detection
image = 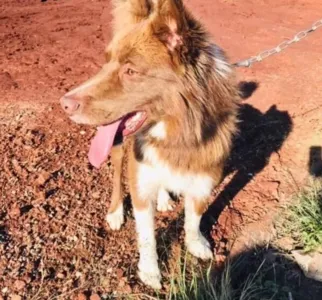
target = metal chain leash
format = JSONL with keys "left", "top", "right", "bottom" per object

{"left": 233, "top": 19, "right": 322, "bottom": 68}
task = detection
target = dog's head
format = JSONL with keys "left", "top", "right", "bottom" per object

{"left": 59, "top": 0, "right": 231, "bottom": 167}
{"left": 60, "top": 0, "right": 205, "bottom": 130}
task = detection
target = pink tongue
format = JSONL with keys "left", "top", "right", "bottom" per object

{"left": 88, "top": 120, "right": 122, "bottom": 168}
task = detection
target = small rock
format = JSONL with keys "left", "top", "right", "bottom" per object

{"left": 9, "top": 204, "right": 20, "bottom": 219}
{"left": 118, "top": 279, "right": 125, "bottom": 288}
{"left": 101, "top": 278, "right": 110, "bottom": 288}
{"left": 92, "top": 191, "right": 100, "bottom": 199}
{"left": 77, "top": 293, "right": 86, "bottom": 300}
{"left": 80, "top": 130, "right": 86, "bottom": 135}
{"left": 10, "top": 295, "right": 22, "bottom": 300}
{"left": 123, "top": 284, "right": 132, "bottom": 293}
{"left": 15, "top": 114, "right": 22, "bottom": 121}
{"left": 36, "top": 170, "right": 51, "bottom": 186}
{"left": 75, "top": 271, "right": 82, "bottom": 278}
{"left": 116, "top": 268, "right": 124, "bottom": 279}
{"left": 90, "top": 294, "right": 100, "bottom": 300}
{"left": 14, "top": 280, "right": 25, "bottom": 291}
{"left": 265, "top": 181, "right": 280, "bottom": 200}
{"left": 57, "top": 273, "right": 65, "bottom": 279}
{"left": 292, "top": 250, "right": 322, "bottom": 282}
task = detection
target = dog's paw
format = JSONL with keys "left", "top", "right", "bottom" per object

{"left": 138, "top": 257, "right": 162, "bottom": 289}
{"left": 157, "top": 189, "right": 173, "bottom": 212}
{"left": 157, "top": 200, "right": 173, "bottom": 212}
{"left": 186, "top": 235, "right": 213, "bottom": 260}
{"left": 106, "top": 206, "right": 124, "bottom": 230}
{"left": 138, "top": 268, "right": 162, "bottom": 290}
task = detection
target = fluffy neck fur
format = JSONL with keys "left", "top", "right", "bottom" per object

{"left": 132, "top": 2, "right": 239, "bottom": 175}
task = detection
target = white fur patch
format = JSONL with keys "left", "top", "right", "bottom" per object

{"left": 134, "top": 204, "right": 161, "bottom": 289}
{"left": 214, "top": 57, "right": 231, "bottom": 79}
{"left": 69, "top": 114, "right": 92, "bottom": 125}
{"left": 149, "top": 121, "right": 167, "bottom": 140}
{"left": 157, "top": 188, "right": 173, "bottom": 212}
{"left": 139, "top": 146, "right": 214, "bottom": 199}
{"left": 106, "top": 204, "right": 124, "bottom": 230}
{"left": 212, "top": 44, "right": 231, "bottom": 79}
{"left": 137, "top": 162, "right": 160, "bottom": 202}
{"left": 184, "top": 197, "right": 213, "bottom": 260}
{"left": 66, "top": 62, "right": 118, "bottom": 97}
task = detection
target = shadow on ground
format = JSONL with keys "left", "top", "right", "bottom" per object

{"left": 202, "top": 81, "right": 293, "bottom": 237}
{"left": 309, "top": 146, "right": 322, "bottom": 177}
{"left": 210, "top": 246, "right": 322, "bottom": 300}
{"left": 163, "top": 245, "right": 322, "bottom": 300}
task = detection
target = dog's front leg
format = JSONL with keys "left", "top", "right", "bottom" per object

{"left": 106, "top": 144, "right": 125, "bottom": 230}
{"left": 128, "top": 150, "right": 161, "bottom": 289}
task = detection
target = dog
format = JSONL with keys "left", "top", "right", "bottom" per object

{"left": 60, "top": 0, "right": 239, "bottom": 289}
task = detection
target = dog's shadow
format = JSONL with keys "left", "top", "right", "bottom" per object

{"left": 156, "top": 81, "right": 293, "bottom": 267}
{"left": 309, "top": 146, "right": 322, "bottom": 177}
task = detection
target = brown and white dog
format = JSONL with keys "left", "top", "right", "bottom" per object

{"left": 60, "top": 0, "right": 239, "bottom": 289}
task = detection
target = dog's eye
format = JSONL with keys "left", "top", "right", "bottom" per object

{"left": 126, "top": 68, "right": 137, "bottom": 76}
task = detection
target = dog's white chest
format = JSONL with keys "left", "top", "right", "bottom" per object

{"left": 137, "top": 146, "right": 214, "bottom": 200}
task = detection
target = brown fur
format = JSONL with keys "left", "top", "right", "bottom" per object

{"left": 108, "top": 145, "right": 125, "bottom": 213}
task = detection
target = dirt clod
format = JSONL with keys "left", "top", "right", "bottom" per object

{"left": 76, "top": 293, "right": 87, "bottom": 300}
{"left": 13, "top": 280, "right": 25, "bottom": 291}
{"left": 10, "top": 295, "right": 22, "bottom": 300}
{"left": 90, "top": 294, "right": 101, "bottom": 300}
{"left": 36, "top": 170, "right": 51, "bottom": 186}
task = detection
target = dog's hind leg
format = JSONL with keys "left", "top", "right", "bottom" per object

{"left": 156, "top": 188, "right": 173, "bottom": 212}
{"left": 106, "top": 145, "right": 125, "bottom": 230}
{"left": 184, "top": 196, "right": 213, "bottom": 260}
{"left": 184, "top": 166, "right": 224, "bottom": 260}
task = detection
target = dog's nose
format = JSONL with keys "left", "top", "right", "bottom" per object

{"left": 60, "top": 95, "right": 80, "bottom": 114}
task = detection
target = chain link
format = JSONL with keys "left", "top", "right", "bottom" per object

{"left": 233, "top": 18, "right": 322, "bottom": 67}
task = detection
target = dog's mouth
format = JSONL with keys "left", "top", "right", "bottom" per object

{"left": 88, "top": 111, "right": 147, "bottom": 168}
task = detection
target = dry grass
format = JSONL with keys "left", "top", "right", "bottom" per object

{"left": 165, "top": 250, "right": 285, "bottom": 300}
{"left": 281, "top": 179, "right": 322, "bottom": 252}
{"left": 164, "top": 180, "right": 322, "bottom": 300}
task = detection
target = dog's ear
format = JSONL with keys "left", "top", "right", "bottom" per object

{"left": 111, "top": 0, "right": 153, "bottom": 34}
{"left": 151, "top": 0, "right": 189, "bottom": 52}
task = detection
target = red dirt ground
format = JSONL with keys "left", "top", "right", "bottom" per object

{"left": 1, "top": 0, "right": 322, "bottom": 298}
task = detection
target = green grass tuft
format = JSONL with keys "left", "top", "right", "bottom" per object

{"left": 283, "top": 180, "right": 322, "bottom": 252}
{"left": 166, "top": 251, "right": 282, "bottom": 300}
{"left": 167, "top": 253, "right": 224, "bottom": 300}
